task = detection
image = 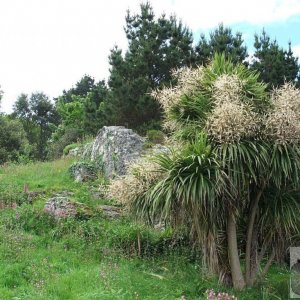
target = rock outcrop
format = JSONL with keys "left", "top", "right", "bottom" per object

{"left": 98, "top": 205, "right": 122, "bottom": 218}
{"left": 89, "top": 126, "right": 145, "bottom": 178}
{"left": 69, "top": 161, "right": 98, "bottom": 182}
{"left": 44, "top": 196, "right": 93, "bottom": 219}
{"left": 68, "top": 143, "right": 93, "bottom": 158}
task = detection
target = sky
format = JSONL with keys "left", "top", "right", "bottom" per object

{"left": 1, "top": 0, "right": 300, "bottom": 113}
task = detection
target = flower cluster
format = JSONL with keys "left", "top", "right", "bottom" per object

{"left": 108, "top": 158, "right": 162, "bottom": 205}
{"left": 207, "top": 102, "right": 257, "bottom": 143}
{"left": 265, "top": 83, "right": 300, "bottom": 144}
{"left": 151, "top": 66, "right": 204, "bottom": 130}
{"left": 207, "top": 74, "right": 258, "bottom": 143}
{"left": 206, "top": 289, "right": 238, "bottom": 300}
{"left": 213, "top": 74, "right": 244, "bottom": 105}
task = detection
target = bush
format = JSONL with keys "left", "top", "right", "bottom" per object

{"left": 146, "top": 129, "right": 165, "bottom": 144}
{"left": 136, "top": 120, "right": 162, "bottom": 136}
{"left": 68, "top": 161, "right": 98, "bottom": 181}
{"left": 0, "top": 117, "right": 29, "bottom": 164}
{"left": 63, "top": 143, "right": 79, "bottom": 156}
{"left": 48, "top": 127, "right": 83, "bottom": 159}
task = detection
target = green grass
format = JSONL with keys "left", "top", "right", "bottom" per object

{"left": 0, "top": 157, "right": 78, "bottom": 192}
{"left": 0, "top": 158, "right": 292, "bottom": 299}
{"left": 0, "top": 158, "right": 103, "bottom": 208}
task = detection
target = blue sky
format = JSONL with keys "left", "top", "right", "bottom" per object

{"left": 1, "top": 0, "right": 300, "bottom": 113}
{"left": 231, "top": 16, "right": 300, "bottom": 51}
{"left": 196, "top": 15, "right": 300, "bottom": 51}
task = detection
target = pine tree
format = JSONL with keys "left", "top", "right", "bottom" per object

{"left": 83, "top": 80, "right": 108, "bottom": 134}
{"left": 108, "top": 2, "right": 195, "bottom": 130}
{"left": 250, "top": 30, "right": 300, "bottom": 89}
{"left": 195, "top": 24, "right": 247, "bottom": 65}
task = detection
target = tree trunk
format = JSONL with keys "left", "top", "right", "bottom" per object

{"left": 249, "top": 235, "right": 272, "bottom": 285}
{"left": 260, "top": 248, "right": 275, "bottom": 279}
{"left": 227, "top": 212, "right": 245, "bottom": 290}
{"left": 245, "top": 185, "right": 265, "bottom": 285}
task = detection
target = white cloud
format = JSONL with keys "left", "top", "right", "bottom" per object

{"left": 0, "top": 0, "right": 300, "bottom": 113}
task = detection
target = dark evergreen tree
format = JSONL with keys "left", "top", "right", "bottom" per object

{"left": 60, "top": 75, "right": 96, "bottom": 103}
{"left": 0, "top": 116, "right": 28, "bottom": 164}
{"left": 195, "top": 24, "right": 248, "bottom": 65}
{"left": 250, "top": 30, "right": 300, "bottom": 89}
{"left": 29, "top": 92, "right": 58, "bottom": 160}
{"left": 12, "top": 92, "right": 58, "bottom": 160}
{"left": 57, "top": 75, "right": 108, "bottom": 134}
{"left": 83, "top": 80, "right": 108, "bottom": 134}
{"left": 108, "top": 2, "right": 196, "bottom": 130}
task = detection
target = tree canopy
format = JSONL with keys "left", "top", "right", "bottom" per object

{"left": 13, "top": 92, "right": 58, "bottom": 160}
{"left": 195, "top": 23, "right": 248, "bottom": 65}
{"left": 108, "top": 2, "right": 195, "bottom": 130}
{"left": 111, "top": 54, "right": 300, "bottom": 290}
{"left": 251, "top": 30, "right": 300, "bottom": 89}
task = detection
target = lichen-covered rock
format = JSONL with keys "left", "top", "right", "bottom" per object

{"left": 98, "top": 205, "right": 122, "bottom": 218}
{"left": 67, "top": 142, "right": 93, "bottom": 158}
{"left": 68, "top": 147, "right": 81, "bottom": 157}
{"left": 89, "top": 126, "right": 145, "bottom": 178}
{"left": 44, "top": 196, "right": 93, "bottom": 219}
{"left": 149, "top": 144, "right": 170, "bottom": 155}
{"left": 69, "top": 161, "right": 98, "bottom": 182}
{"left": 82, "top": 142, "right": 93, "bottom": 160}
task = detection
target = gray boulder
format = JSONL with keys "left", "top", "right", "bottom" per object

{"left": 89, "top": 126, "right": 145, "bottom": 178}
{"left": 98, "top": 205, "right": 122, "bottom": 218}
{"left": 82, "top": 142, "right": 93, "bottom": 159}
{"left": 44, "top": 196, "right": 93, "bottom": 219}
{"left": 69, "top": 161, "right": 98, "bottom": 182}
{"left": 44, "top": 197, "right": 77, "bottom": 218}
{"left": 68, "top": 142, "right": 93, "bottom": 158}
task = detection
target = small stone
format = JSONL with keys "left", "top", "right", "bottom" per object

{"left": 44, "top": 197, "right": 93, "bottom": 219}
{"left": 98, "top": 205, "right": 122, "bottom": 218}
{"left": 69, "top": 162, "right": 98, "bottom": 182}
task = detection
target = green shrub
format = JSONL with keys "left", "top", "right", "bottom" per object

{"left": 146, "top": 129, "right": 165, "bottom": 144}
{"left": 48, "top": 127, "right": 83, "bottom": 159}
{"left": 0, "top": 117, "right": 29, "bottom": 164}
{"left": 63, "top": 143, "right": 79, "bottom": 156}
{"left": 5, "top": 205, "right": 57, "bottom": 235}
{"left": 136, "top": 120, "right": 162, "bottom": 136}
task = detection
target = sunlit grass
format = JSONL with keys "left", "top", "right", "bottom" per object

{"left": 0, "top": 157, "right": 77, "bottom": 192}
{"left": 0, "top": 158, "right": 291, "bottom": 299}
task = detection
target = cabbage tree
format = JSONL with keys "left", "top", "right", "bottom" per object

{"left": 117, "top": 54, "right": 300, "bottom": 289}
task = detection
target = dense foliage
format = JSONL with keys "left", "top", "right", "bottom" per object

{"left": 107, "top": 2, "right": 195, "bottom": 130}
{"left": 111, "top": 54, "right": 300, "bottom": 290}
{"left": 0, "top": 116, "right": 29, "bottom": 164}
{"left": 11, "top": 92, "right": 58, "bottom": 160}
{"left": 195, "top": 23, "right": 248, "bottom": 65}
{"left": 251, "top": 30, "right": 300, "bottom": 89}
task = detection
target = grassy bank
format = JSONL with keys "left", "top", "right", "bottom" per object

{"left": 0, "top": 159, "right": 290, "bottom": 299}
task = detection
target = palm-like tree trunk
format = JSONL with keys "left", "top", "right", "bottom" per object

{"left": 245, "top": 183, "right": 266, "bottom": 285}
{"left": 227, "top": 212, "right": 245, "bottom": 290}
